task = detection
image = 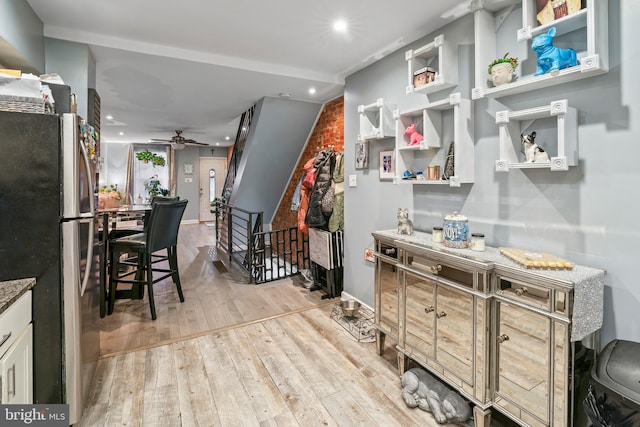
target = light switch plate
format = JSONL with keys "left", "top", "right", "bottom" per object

{"left": 348, "top": 174, "right": 357, "bottom": 187}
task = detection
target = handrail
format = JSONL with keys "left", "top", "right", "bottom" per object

{"left": 213, "top": 199, "right": 309, "bottom": 284}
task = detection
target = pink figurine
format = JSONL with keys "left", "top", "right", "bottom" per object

{"left": 405, "top": 123, "right": 424, "bottom": 146}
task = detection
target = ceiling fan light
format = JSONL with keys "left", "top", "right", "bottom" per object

{"left": 173, "top": 143, "right": 185, "bottom": 150}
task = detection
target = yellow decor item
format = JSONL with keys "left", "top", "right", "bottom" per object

{"left": 499, "top": 247, "right": 574, "bottom": 270}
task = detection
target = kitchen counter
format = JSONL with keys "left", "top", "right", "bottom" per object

{"left": 0, "top": 278, "right": 35, "bottom": 315}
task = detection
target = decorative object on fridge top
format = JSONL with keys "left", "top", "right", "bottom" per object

{"left": 397, "top": 208, "right": 414, "bottom": 236}
{"left": 98, "top": 184, "right": 122, "bottom": 209}
{"left": 401, "top": 367, "right": 473, "bottom": 426}
{"left": 443, "top": 211, "right": 469, "bottom": 248}
{"left": 405, "top": 123, "right": 424, "bottom": 146}
{"left": 521, "top": 131, "right": 550, "bottom": 163}
{"left": 488, "top": 52, "right": 518, "bottom": 87}
{"left": 532, "top": 27, "right": 577, "bottom": 76}
{"left": 145, "top": 174, "right": 169, "bottom": 198}
{"left": 136, "top": 149, "right": 165, "bottom": 167}
{"left": 442, "top": 141, "right": 455, "bottom": 180}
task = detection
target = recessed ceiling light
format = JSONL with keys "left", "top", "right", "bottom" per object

{"left": 225, "top": 136, "right": 230, "bottom": 140}
{"left": 333, "top": 19, "right": 347, "bottom": 33}
{"left": 309, "top": 88, "right": 316, "bottom": 95}
{"left": 106, "top": 115, "right": 114, "bottom": 120}
{"left": 119, "top": 132, "right": 124, "bottom": 136}
{"left": 216, "top": 142, "right": 220, "bottom": 146}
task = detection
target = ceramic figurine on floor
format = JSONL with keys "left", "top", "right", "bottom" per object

{"left": 401, "top": 368, "right": 473, "bottom": 426}
{"left": 397, "top": 208, "right": 414, "bottom": 235}
{"left": 521, "top": 131, "right": 550, "bottom": 163}
{"left": 532, "top": 27, "right": 577, "bottom": 76}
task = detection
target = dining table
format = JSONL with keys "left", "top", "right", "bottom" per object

{"left": 97, "top": 204, "right": 151, "bottom": 317}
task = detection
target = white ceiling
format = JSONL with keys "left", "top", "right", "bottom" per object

{"left": 25, "top": 0, "right": 465, "bottom": 147}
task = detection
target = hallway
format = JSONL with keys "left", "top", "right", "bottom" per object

{"left": 80, "top": 223, "right": 466, "bottom": 426}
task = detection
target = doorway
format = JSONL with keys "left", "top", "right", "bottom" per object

{"left": 199, "top": 157, "right": 227, "bottom": 222}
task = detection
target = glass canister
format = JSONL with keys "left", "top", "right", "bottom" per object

{"left": 443, "top": 211, "right": 469, "bottom": 248}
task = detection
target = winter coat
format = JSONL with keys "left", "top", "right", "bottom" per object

{"left": 328, "top": 153, "right": 344, "bottom": 232}
{"left": 297, "top": 157, "right": 316, "bottom": 234}
{"left": 305, "top": 150, "right": 334, "bottom": 229}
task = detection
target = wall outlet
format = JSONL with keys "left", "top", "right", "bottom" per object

{"left": 348, "top": 174, "right": 357, "bottom": 187}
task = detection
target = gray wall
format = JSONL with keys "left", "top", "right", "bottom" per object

{"left": 44, "top": 38, "right": 96, "bottom": 120}
{"left": 343, "top": 1, "right": 640, "bottom": 346}
{"left": 232, "top": 96, "right": 322, "bottom": 223}
{"left": 0, "top": 0, "right": 44, "bottom": 72}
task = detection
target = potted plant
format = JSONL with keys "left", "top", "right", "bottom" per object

{"left": 136, "top": 149, "right": 155, "bottom": 163}
{"left": 145, "top": 175, "right": 169, "bottom": 198}
{"left": 488, "top": 52, "right": 519, "bottom": 87}
{"left": 152, "top": 155, "right": 165, "bottom": 167}
{"left": 98, "top": 184, "right": 123, "bottom": 209}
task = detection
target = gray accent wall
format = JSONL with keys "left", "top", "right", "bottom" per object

{"left": 343, "top": 1, "right": 640, "bottom": 346}
{"left": 231, "top": 96, "right": 322, "bottom": 222}
{"left": 0, "top": 0, "right": 44, "bottom": 72}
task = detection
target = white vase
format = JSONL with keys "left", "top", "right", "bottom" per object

{"left": 490, "top": 62, "right": 514, "bottom": 87}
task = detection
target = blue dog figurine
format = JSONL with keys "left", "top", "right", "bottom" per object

{"left": 531, "top": 27, "right": 577, "bottom": 76}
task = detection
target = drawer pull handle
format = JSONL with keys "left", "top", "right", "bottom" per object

{"left": 429, "top": 264, "right": 443, "bottom": 274}
{"left": 515, "top": 287, "right": 528, "bottom": 296}
{"left": 384, "top": 248, "right": 396, "bottom": 256}
{"left": 424, "top": 306, "right": 435, "bottom": 314}
{"left": 498, "top": 334, "right": 510, "bottom": 343}
{"left": 436, "top": 311, "right": 447, "bottom": 319}
{"left": 0, "top": 332, "right": 11, "bottom": 348}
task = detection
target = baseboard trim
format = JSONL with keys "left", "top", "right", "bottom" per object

{"left": 340, "top": 291, "right": 373, "bottom": 312}
{"left": 182, "top": 219, "right": 199, "bottom": 225}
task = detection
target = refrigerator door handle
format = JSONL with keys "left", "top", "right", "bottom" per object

{"left": 79, "top": 217, "right": 94, "bottom": 297}
{"left": 79, "top": 136, "right": 95, "bottom": 215}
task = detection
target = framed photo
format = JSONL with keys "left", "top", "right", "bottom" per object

{"left": 364, "top": 248, "right": 375, "bottom": 263}
{"left": 355, "top": 141, "right": 369, "bottom": 169}
{"left": 183, "top": 162, "right": 194, "bottom": 175}
{"left": 379, "top": 150, "right": 394, "bottom": 180}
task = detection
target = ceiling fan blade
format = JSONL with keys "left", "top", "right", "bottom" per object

{"left": 186, "top": 141, "right": 210, "bottom": 146}
{"left": 149, "top": 138, "right": 172, "bottom": 142}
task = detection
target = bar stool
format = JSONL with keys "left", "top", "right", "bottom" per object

{"left": 108, "top": 199, "right": 188, "bottom": 320}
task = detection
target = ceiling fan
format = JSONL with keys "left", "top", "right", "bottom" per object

{"left": 149, "top": 130, "right": 209, "bottom": 149}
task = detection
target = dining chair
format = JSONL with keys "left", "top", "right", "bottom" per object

{"left": 107, "top": 199, "right": 188, "bottom": 320}
{"left": 109, "top": 195, "right": 180, "bottom": 239}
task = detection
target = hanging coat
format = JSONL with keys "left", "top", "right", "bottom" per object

{"left": 297, "top": 157, "right": 316, "bottom": 234}
{"left": 328, "top": 153, "right": 344, "bottom": 232}
{"left": 305, "top": 150, "right": 334, "bottom": 229}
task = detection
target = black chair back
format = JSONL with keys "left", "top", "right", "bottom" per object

{"left": 145, "top": 200, "right": 188, "bottom": 253}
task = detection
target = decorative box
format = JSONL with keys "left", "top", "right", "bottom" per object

{"left": 443, "top": 211, "right": 469, "bottom": 248}
{"left": 413, "top": 67, "right": 437, "bottom": 88}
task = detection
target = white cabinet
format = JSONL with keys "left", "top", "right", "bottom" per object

{"left": 495, "top": 99, "right": 577, "bottom": 172}
{"left": 393, "top": 93, "right": 474, "bottom": 186}
{"left": 405, "top": 34, "right": 458, "bottom": 95}
{"left": 357, "top": 98, "right": 396, "bottom": 141}
{"left": 0, "top": 291, "right": 33, "bottom": 404}
{"left": 472, "top": 0, "right": 609, "bottom": 100}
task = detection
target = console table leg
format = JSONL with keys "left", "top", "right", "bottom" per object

{"left": 473, "top": 406, "right": 491, "bottom": 427}
{"left": 397, "top": 352, "right": 409, "bottom": 374}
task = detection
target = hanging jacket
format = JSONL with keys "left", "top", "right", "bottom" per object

{"left": 328, "top": 153, "right": 344, "bottom": 232}
{"left": 297, "top": 157, "right": 316, "bottom": 234}
{"left": 305, "top": 150, "right": 334, "bottom": 229}
{"left": 291, "top": 174, "right": 304, "bottom": 211}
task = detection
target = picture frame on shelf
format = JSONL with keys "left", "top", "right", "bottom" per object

{"left": 536, "top": 0, "right": 585, "bottom": 26}
{"left": 379, "top": 150, "right": 394, "bottom": 180}
{"left": 355, "top": 141, "right": 369, "bottom": 170}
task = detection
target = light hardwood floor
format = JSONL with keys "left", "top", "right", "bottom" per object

{"left": 80, "top": 223, "right": 469, "bottom": 426}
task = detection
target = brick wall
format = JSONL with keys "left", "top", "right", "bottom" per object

{"left": 271, "top": 96, "right": 344, "bottom": 231}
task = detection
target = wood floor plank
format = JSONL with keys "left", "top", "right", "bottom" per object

{"left": 173, "top": 339, "right": 221, "bottom": 426}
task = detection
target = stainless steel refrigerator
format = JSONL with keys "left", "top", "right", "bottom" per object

{"left": 0, "top": 110, "right": 100, "bottom": 424}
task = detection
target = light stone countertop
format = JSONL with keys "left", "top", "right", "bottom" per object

{"left": 0, "top": 278, "right": 35, "bottom": 316}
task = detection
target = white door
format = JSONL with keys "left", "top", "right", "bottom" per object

{"left": 199, "top": 158, "right": 227, "bottom": 222}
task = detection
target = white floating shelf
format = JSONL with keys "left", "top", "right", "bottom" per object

{"left": 405, "top": 34, "right": 458, "bottom": 95}
{"left": 495, "top": 99, "right": 578, "bottom": 172}
{"left": 357, "top": 98, "right": 396, "bottom": 141}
